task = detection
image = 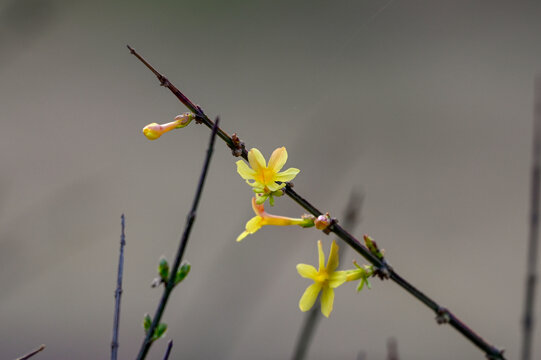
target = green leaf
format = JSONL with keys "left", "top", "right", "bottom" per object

{"left": 153, "top": 323, "right": 168, "bottom": 340}
{"left": 158, "top": 257, "right": 170, "bottom": 282}
{"left": 143, "top": 313, "right": 152, "bottom": 333}
{"left": 175, "top": 263, "right": 191, "bottom": 285}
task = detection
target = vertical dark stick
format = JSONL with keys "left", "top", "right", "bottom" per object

{"left": 291, "top": 192, "right": 362, "bottom": 360}
{"left": 135, "top": 119, "right": 219, "bottom": 360}
{"left": 111, "top": 214, "right": 126, "bottom": 360}
{"left": 521, "top": 77, "right": 541, "bottom": 360}
{"left": 162, "top": 340, "right": 173, "bottom": 360}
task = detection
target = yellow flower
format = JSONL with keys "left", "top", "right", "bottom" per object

{"left": 236, "top": 147, "right": 300, "bottom": 193}
{"left": 142, "top": 113, "right": 195, "bottom": 140}
{"left": 296, "top": 240, "right": 347, "bottom": 317}
{"left": 237, "top": 197, "right": 312, "bottom": 242}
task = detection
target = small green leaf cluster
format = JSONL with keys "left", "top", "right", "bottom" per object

{"left": 153, "top": 257, "right": 191, "bottom": 287}
{"left": 143, "top": 313, "right": 168, "bottom": 342}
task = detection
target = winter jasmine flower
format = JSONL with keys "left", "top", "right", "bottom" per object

{"left": 237, "top": 197, "right": 313, "bottom": 242}
{"left": 296, "top": 240, "right": 347, "bottom": 317}
{"left": 236, "top": 147, "right": 299, "bottom": 194}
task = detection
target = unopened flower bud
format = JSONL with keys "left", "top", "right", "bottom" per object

{"left": 142, "top": 112, "right": 195, "bottom": 140}
{"left": 314, "top": 213, "right": 331, "bottom": 230}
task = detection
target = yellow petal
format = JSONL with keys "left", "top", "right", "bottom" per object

{"left": 328, "top": 271, "right": 347, "bottom": 288}
{"left": 320, "top": 287, "right": 335, "bottom": 317}
{"left": 274, "top": 168, "right": 300, "bottom": 182}
{"left": 245, "top": 216, "right": 263, "bottom": 233}
{"left": 236, "top": 160, "right": 256, "bottom": 180}
{"left": 245, "top": 179, "right": 261, "bottom": 188}
{"left": 326, "top": 240, "right": 340, "bottom": 272}
{"left": 248, "top": 148, "right": 266, "bottom": 172}
{"left": 296, "top": 264, "right": 318, "bottom": 279}
{"left": 299, "top": 283, "right": 322, "bottom": 312}
{"left": 236, "top": 231, "right": 249, "bottom": 242}
{"left": 317, "top": 240, "right": 325, "bottom": 270}
{"left": 237, "top": 215, "right": 263, "bottom": 242}
{"left": 266, "top": 181, "right": 282, "bottom": 192}
{"left": 268, "top": 147, "right": 288, "bottom": 172}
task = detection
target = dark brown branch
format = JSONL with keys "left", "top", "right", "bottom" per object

{"left": 135, "top": 118, "right": 219, "bottom": 360}
{"left": 111, "top": 214, "right": 126, "bottom": 360}
{"left": 128, "top": 46, "right": 506, "bottom": 360}
{"left": 521, "top": 76, "right": 541, "bottom": 360}
{"left": 16, "top": 345, "right": 45, "bottom": 360}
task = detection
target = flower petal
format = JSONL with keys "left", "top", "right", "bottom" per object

{"left": 245, "top": 216, "right": 263, "bottom": 233}
{"left": 266, "top": 181, "right": 283, "bottom": 192}
{"left": 296, "top": 264, "right": 318, "bottom": 279}
{"left": 299, "top": 283, "right": 322, "bottom": 312}
{"left": 236, "top": 231, "right": 249, "bottom": 242}
{"left": 274, "top": 167, "right": 300, "bottom": 182}
{"left": 248, "top": 148, "right": 266, "bottom": 172}
{"left": 317, "top": 240, "right": 325, "bottom": 270}
{"left": 236, "top": 160, "right": 256, "bottom": 180}
{"left": 326, "top": 240, "right": 340, "bottom": 272}
{"left": 268, "top": 147, "right": 288, "bottom": 172}
{"left": 320, "top": 287, "right": 335, "bottom": 317}
{"left": 328, "top": 271, "right": 347, "bottom": 288}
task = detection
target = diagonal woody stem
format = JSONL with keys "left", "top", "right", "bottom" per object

{"left": 127, "top": 45, "right": 505, "bottom": 360}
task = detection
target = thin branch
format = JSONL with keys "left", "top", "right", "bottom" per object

{"left": 127, "top": 46, "right": 506, "bottom": 360}
{"left": 291, "top": 191, "right": 363, "bottom": 360}
{"left": 162, "top": 340, "right": 173, "bottom": 360}
{"left": 135, "top": 117, "right": 219, "bottom": 360}
{"left": 387, "top": 337, "right": 399, "bottom": 360}
{"left": 521, "top": 76, "right": 541, "bottom": 360}
{"left": 111, "top": 214, "right": 126, "bottom": 360}
{"left": 16, "top": 345, "right": 45, "bottom": 360}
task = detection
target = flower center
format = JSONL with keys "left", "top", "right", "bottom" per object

{"left": 255, "top": 167, "right": 275, "bottom": 186}
{"left": 315, "top": 271, "right": 329, "bottom": 285}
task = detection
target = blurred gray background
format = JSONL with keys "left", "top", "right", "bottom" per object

{"left": 1, "top": 0, "right": 540, "bottom": 359}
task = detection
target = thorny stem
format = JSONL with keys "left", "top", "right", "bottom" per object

{"left": 135, "top": 117, "right": 219, "bottom": 360}
{"left": 128, "top": 45, "right": 505, "bottom": 360}
{"left": 16, "top": 345, "right": 46, "bottom": 360}
{"left": 521, "top": 77, "right": 541, "bottom": 360}
{"left": 111, "top": 214, "right": 126, "bottom": 360}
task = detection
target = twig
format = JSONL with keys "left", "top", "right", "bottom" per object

{"left": 127, "top": 46, "right": 506, "bottom": 360}
{"left": 111, "top": 214, "right": 126, "bottom": 360}
{"left": 291, "top": 191, "right": 363, "bottom": 360}
{"left": 387, "top": 337, "right": 399, "bottom": 360}
{"left": 135, "top": 117, "right": 219, "bottom": 360}
{"left": 521, "top": 76, "right": 541, "bottom": 360}
{"left": 15, "top": 345, "right": 45, "bottom": 360}
{"left": 162, "top": 340, "right": 173, "bottom": 360}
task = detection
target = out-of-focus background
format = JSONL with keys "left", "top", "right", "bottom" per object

{"left": 1, "top": 0, "right": 540, "bottom": 359}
